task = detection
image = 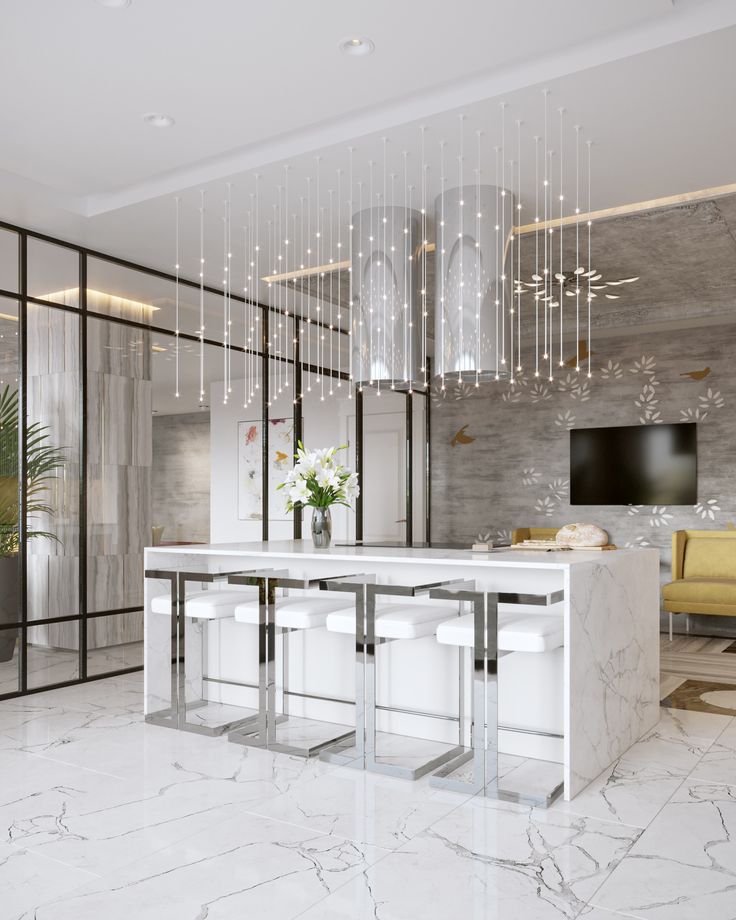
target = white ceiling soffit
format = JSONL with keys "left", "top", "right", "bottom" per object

{"left": 0, "top": 0, "right": 733, "bottom": 219}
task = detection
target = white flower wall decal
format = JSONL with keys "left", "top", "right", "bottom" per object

{"left": 627, "top": 505, "right": 643, "bottom": 515}
{"left": 571, "top": 380, "right": 592, "bottom": 401}
{"left": 630, "top": 355, "right": 657, "bottom": 376}
{"left": 534, "top": 496, "right": 556, "bottom": 516}
{"left": 529, "top": 382, "right": 552, "bottom": 402}
{"left": 680, "top": 407, "right": 709, "bottom": 422}
{"left": 547, "top": 478, "right": 569, "bottom": 501}
{"left": 699, "top": 388, "right": 725, "bottom": 410}
{"left": 496, "top": 529, "right": 513, "bottom": 545}
{"left": 625, "top": 536, "right": 652, "bottom": 548}
{"left": 555, "top": 410, "right": 576, "bottom": 429}
{"left": 694, "top": 499, "right": 720, "bottom": 520}
{"left": 521, "top": 468, "right": 541, "bottom": 486}
{"left": 649, "top": 506, "right": 673, "bottom": 527}
{"left": 600, "top": 360, "right": 623, "bottom": 380}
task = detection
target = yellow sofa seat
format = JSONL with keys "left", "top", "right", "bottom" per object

{"left": 662, "top": 577, "right": 736, "bottom": 614}
{"left": 663, "top": 530, "right": 736, "bottom": 619}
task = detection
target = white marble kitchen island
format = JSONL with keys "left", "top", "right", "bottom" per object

{"left": 144, "top": 542, "right": 660, "bottom": 800}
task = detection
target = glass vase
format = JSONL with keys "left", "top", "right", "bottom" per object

{"left": 311, "top": 506, "right": 332, "bottom": 548}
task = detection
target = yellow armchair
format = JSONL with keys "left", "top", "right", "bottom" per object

{"left": 662, "top": 530, "right": 736, "bottom": 638}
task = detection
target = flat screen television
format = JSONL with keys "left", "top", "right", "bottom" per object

{"left": 570, "top": 422, "right": 697, "bottom": 505}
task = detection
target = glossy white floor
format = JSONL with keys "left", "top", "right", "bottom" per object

{"left": 1, "top": 672, "right": 735, "bottom": 919}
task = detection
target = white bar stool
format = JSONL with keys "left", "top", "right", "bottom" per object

{"left": 430, "top": 586, "right": 565, "bottom": 806}
{"left": 145, "top": 567, "right": 264, "bottom": 736}
{"left": 227, "top": 570, "right": 365, "bottom": 757}
{"left": 326, "top": 577, "right": 465, "bottom": 780}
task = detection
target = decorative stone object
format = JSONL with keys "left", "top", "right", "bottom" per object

{"left": 556, "top": 523, "right": 609, "bottom": 547}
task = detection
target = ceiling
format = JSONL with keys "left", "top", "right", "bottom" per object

{"left": 2, "top": 0, "right": 736, "bottom": 289}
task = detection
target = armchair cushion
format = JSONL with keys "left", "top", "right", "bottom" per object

{"left": 683, "top": 539, "right": 736, "bottom": 579}
{"left": 662, "top": 577, "right": 736, "bottom": 616}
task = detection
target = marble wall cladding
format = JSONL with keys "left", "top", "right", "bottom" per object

{"left": 430, "top": 322, "right": 736, "bottom": 581}
{"left": 152, "top": 412, "right": 210, "bottom": 544}
{"left": 26, "top": 306, "right": 81, "bottom": 627}
{"left": 567, "top": 550, "right": 661, "bottom": 797}
{"left": 86, "top": 319, "right": 151, "bottom": 629}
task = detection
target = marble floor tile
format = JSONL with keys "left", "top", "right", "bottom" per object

{"left": 0, "top": 842, "right": 100, "bottom": 920}
{"left": 550, "top": 756, "right": 687, "bottom": 830}
{"left": 28, "top": 811, "right": 388, "bottom": 920}
{"left": 591, "top": 780, "right": 736, "bottom": 920}
{"left": 296, "top": 795, "right": 640, "bottom": 920}
{"left": 250, "top": 764, "right": 470, "bottom": 851}
{"left": 550, "top": 710, "right": 732, "bottom": 829}
{"left": 690, "top": 719, "right": 736, "bottom": 786}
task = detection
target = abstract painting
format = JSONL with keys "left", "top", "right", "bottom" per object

{"left": 237, "top": 418, "right": 294, "bottom": 521}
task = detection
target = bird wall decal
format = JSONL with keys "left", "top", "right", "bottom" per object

{"left": 680, "top": 368, "right": 711, "bottom": 381}
{"left": 451, "top": 425, "right": 475, "bottom": 447}
{"left": 564, "top": 340, "right": 596, "bottom": 369}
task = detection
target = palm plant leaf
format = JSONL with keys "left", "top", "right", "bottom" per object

{"left": 0, "top": 385, "right": 67, "bottom": 556}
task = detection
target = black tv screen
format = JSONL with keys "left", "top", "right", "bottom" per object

{"left": 570, "top": 423, "right": 697, "bottom": 505}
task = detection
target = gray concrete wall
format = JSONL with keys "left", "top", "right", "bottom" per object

{"left": 152, "top": 412, "right": 210, "bottom": 545}
{"left": 430, "top": 323, "right": 736, "bottom": 583}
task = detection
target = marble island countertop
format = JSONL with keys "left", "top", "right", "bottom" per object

{"left": 144, "top": 539, "right": 651, "bottom": 570}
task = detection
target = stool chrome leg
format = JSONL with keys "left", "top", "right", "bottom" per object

{"left": 144, "top": 570, "right": 179, "bottom": 729}
{"left": 365, "top": 583, "right": 464, "bottom": 781}
{"left": 320, "top": 582, "right": 368, "bottom": 768}
{"left": 176, "top": 571, "right": 263, "bottom": 738}
{"left": 430, "top": 593, "right": 485, "bottom": 794}
{"left": 229, "top": 576, "right": 276, "bottom": 748}
{"left": 484, "top": 592, "right": 563, "bottom": 808}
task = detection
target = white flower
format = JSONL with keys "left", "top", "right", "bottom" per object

{"left": 316, "top": 467, "right": 340, "bottom": 490}
{"left": 627, "top": 505, "right": 643, "bottom": 515}
{"left": 288, "top": 481, "right": 310, "bottom": 505}
{"left": 625, "top": 536, "right": 651, "bottom": 548}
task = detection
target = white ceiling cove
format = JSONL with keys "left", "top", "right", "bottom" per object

{"left": 1, "top": 0, "right": 736, "bottom": 286}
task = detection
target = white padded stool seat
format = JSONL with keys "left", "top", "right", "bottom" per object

{"left": 326, "top": 603, "right": 457, "bottom": 640}
{"left": 151, "top": 590, "right": 256, "bottom": 620}
{"left": 234, "top": 595, "right": 347, "bottom": 630}
{"left": 436, "top": 612, "right": 564, "bottom": 653}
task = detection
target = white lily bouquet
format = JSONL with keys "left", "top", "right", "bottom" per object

{"left": 278, "top": 443, "right": 359, "bottom": 547}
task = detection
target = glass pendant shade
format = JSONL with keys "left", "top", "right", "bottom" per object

{"left": 434, "top": 184, "right": 514, "bottom": 381}
{"left": 351, "top": 206, "right": 422, "bottom": 389}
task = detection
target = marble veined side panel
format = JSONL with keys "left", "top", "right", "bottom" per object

{"left": 566, "top": 548, "right": 660, "bottom": 798}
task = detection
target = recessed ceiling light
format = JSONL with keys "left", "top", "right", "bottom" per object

{"left": 95, "top": 0, "right": 132, "bottom": 8}
{"left": 143, "top": 112, "right": 175, "bottom": 128}
{"left": 339, "top": 36, "right": 375, "bottom": 56}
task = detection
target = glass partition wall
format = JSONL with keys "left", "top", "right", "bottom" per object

{"left": 0, "top": 219, "right": 429, "bottom": 700}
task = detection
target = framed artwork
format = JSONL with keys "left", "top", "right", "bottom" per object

{"left": 237, "top": 417, "right": 294, "bottom": 521}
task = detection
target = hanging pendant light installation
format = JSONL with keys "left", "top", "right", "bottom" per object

{"left": 434, "top": 181, "right": 514, "bottom": 383}
{"left": 350, "top": 204, "right": 422, "bottom": 391}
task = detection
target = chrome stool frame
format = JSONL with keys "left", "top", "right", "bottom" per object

{"left": 365, "top": 578, "right": 466, "bottom": 781}
{"left": 429, "top": 585, "right": 566, "bottom": 807}
{"left": 144, "top": 567, "right": 267, "bottom": 736}
{"left": 226, "top": 569, "right": 364, "bottom": 757}
{"left": 318, "top": 575, "right": 376, "bottom": 769}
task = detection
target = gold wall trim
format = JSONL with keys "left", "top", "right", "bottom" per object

{"left": 262, "top": 243, "right": 437, "bottom": 284}
{"left": 514, "top": 182, "right": 736, "bottom": 236}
